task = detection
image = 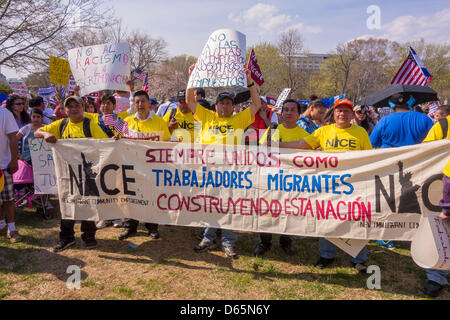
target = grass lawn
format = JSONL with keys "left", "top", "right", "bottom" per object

{"left": 0, "top": 205, "right": 448, "bottom": 300}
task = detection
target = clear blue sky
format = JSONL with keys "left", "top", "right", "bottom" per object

{"left": 2, "top": 0, "right": 449, "bottom": 78}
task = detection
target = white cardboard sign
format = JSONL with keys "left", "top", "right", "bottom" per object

{"left": 29, "top": 138, "right": 58, "bottom": 195}
{"left": 68, "top": 43, "right": 131, "bottom": 96}
{"left": 411, "top": 214, "right": 450, "bottom": 270}
{"left": 275, "top": 88, "right": 291, "bottom": 110}
{"left": 188, "top": 29, "right": 247, "bottom": 88}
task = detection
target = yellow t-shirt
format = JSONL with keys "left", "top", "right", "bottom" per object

{"left": 122, "top": 112, "right": 171, "bottom": 141}
{"left": 163, "top": 108, "right": 197, "bottom": 143}
{"left": 41, "top": 118, "right": 109, "bottom": 139}
{"left": 259, "top": 124, "right": 310, "bottom": 145}
{"left": 194, "top": 104, "right": 254, "bottom": 145}
{"left": 423, "top": 115, "right": 450, "bottom": 176}
{"left": 304, "top": 124, "right": 373, "bottom": 151}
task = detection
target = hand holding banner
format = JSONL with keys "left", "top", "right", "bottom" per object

{"left": 68, "top": 43, "right": 131, "bottom": 96}
{"left": 188, "top": 29, "right": 247, "bottom": 88}
{"left": 248, "top": 49, "right": 264, "bottom": 86}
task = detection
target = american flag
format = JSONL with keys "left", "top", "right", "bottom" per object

{"left": 102, "top": 114, "right": 129, "bottom": 136}
{"left": 141, "top": 72, "right": 149, "bottom": 93}
{"left": 133, "top": 69, "right": 146, "bottom": 81}
{"left": 391, "top": 47, "right": 432, "bottom": 86}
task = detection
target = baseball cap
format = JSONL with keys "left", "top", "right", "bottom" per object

{"left": 149, "top": 98, "right": 158, "bottom": 105}
{"left": 389, "top": 93, "right": 408, "bottom": 107}
{"left": 176, "top": 89, "right": 186, "bottom": 101}
{"left": 334, "top": 98, "right": 354, "bottom": 109}
{"left": 216, "top": 91, "right": 234, "bottom": 104}
{"left": 63, "top": 96, "right": 83, "bottom": 108}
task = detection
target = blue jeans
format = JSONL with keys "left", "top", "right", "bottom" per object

{"left": 202, "top": 227, "right": 237, "bottom": 247}
{"left": 426, "top": 269, "right": 448, "bottom": 285}
{"left": 319, "top": 238, "right": 367, "bottom": 264}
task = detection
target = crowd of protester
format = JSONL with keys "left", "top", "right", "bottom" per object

{"left": 0, "top": 64, "right": 449, "bottom": 297}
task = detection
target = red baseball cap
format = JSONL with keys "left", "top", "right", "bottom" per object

{"left": 334, "top": 98, "right": 354, "bottom": 109}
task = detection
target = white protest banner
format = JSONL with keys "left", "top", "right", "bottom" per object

{"left": 38, "top": 86, "right": 55, "bottom": 98}
{"left": 275, "top": 88, "right": 291, "bottom": 110}
{"left": 327, "top": 238, "right": 369, "bottom": 258}
{"left": 188, "top": 29, "right": 247, "bottom": 88}
{"left": 411, "top": 214, "right": 450, "bottom": 270}
{"left": 51, "top": 139, "right": 449, "bottom": 241}
{"left": 8, "top": 79, "right": 29, "bottom": 96}
{"left": 29, "top": 138, "right": 58, "bottom": 195}
{"left": 68, "top": 43, "right": 131, "bottom": 96}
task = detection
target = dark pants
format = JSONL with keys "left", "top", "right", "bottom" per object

{"left": 259, "top": 233, "right": 291, "bottom": 248}
{"left": 124, "top": 219, "right": 158, "bottom": 232}
{"left": 60, "top": 219, "right": 97, "bottom": 242}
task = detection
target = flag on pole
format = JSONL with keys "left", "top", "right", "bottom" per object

{"left": 391, "top": 47, "right": 432, "bottom": 86}
{"left": 248, "top": 49, "right": 264, "bottom": 86}
{"left": 141, "top": 72, "right": 149, "bottom": 93}
{"left": 133, "top": 69, "right": 146, "bottom": 81}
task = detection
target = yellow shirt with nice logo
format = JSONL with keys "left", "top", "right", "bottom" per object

{"left": 304, "top": 124, "right": 373, "bottom": 151}
{"left": 121, "top": 112, "right": 171, "bottom": 141}
{"left": 194, "top": 104, "right": 254, "bottom": 145}
{"left": 163, "top": 108, "right": 198, "bottom": 143}
{"left": 41, "top": 118, "right": 108, "bottom": 139}
{"left": 259, "top": 124, "right": 310, "bottom": 145}
{"left": 423, "top": 115, "right": 450, "bottom": 176}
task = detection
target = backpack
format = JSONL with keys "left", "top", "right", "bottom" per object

{"left": 169, "top": 108, "right": 177, "bottom": 121}
{"left": 59, "top": 118, "right": 92, "bottom": 138}
{"left": 438, "top": 117, "right": 449, "bottom": 138}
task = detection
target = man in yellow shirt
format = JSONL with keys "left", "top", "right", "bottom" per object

{"left": 163, "top": 89, "right": 197, "bottom": 143}
{"left": 282, "top": 98, "right": 372, "bottom": 273}
{"left": 421, "top": 106, "right": 449, "bottom": 297}
{"left": 118, "top": 90, "right": 171, "bottom": 241}
{"left": 185, "top": 64, "right": 262, "bottom": 259}
{"left": 255, "top": 99, "right": 310, "bottom": 257}
{"left": 35, "top": 96, "right": 109, "bottom": 252}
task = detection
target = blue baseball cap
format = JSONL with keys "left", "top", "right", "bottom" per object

{"left": 149, "top": 98, "right": 158, "bottom": 105}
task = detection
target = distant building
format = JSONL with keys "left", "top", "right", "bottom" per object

{"left": 291, "top": 53, "right": 333, "bottom": 71}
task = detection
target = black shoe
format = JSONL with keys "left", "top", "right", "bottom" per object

{"left": 148, "top": 229, "right": 160, "bottom": 239}
{"left": 254, "top": 243, "right": 270, "bottom": 257}
{"left": 315, "top": 257, "right": 334, "bottom": 269}
{"left": 280, "top": 243, "right": 295, "bottom": 255}
{"left": 423, "top": 280, "right": 443, "bottom": 298}
{"left": 194, "top": 240, "right": 217, "bottom": 252}
{"left": 53, "top": 240, "right": 76, "bottom": 252}
{"left": 118, "top": 228, "right": 136, "bottom": 240}
{"left": 84, "top": 239, "right": 97, "bottom": 249}
{"left": 351, "top": 262, "right": 368, "bottom": 274}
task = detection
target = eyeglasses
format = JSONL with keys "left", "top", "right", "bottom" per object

{"left": 14, "top": 102, "right": 25, "bottom": 106}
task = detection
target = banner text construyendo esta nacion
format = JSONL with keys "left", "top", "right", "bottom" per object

{"left": 51, "top": 139, "right": 449, "bottom": 241}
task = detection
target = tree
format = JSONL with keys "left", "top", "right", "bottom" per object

{"left": 0, "top": 0, "right": 114, "bottom": 72}
{"left": 127, "top": 30, "right": 168, "bottom": 72}
{"left": 150, "top": 55, "right": 196, "bottom": 100}
{"left": 277, "top": 29, "right": 306, "bottom": 97}
{"left": 247, "top": 42, "right": 287, "bottom": 97}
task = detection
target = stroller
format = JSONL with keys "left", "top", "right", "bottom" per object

{"left": 12, "top": 160, "right": 53, "bottom": 220}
